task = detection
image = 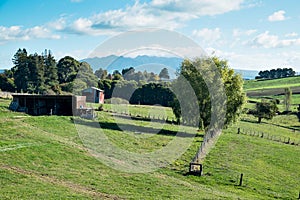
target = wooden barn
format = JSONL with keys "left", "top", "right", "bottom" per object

{"left": 10, "top": 94, "right": 86, "bottom": 116}
{"left": 82, "top": 87, "right": 104, "bottom": 103}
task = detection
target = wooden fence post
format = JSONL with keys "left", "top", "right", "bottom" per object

{"left": 239, "top": 173, "right": 243, "bottom": 186}
{"left": 238, "top": 128, "right": 240, "bottom": 134}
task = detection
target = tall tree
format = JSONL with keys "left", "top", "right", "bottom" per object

{"left": 57, "top": 56, "right": 80, "bottom": 84}
{"left": 284, "top": 87, "right": 292, "bottom": 112}
{"left": 27, "top": 53, "right": 45, "bottom": 93}
{"left": 159, "top": 67, "right": 170, "bottom": 79}
{"left": 72, "top": 61, "right": 98, "bottom": 94}
{"left": 122, "top": 67, "right": 134, "bottom": 76}
{"left": 43, "top": 50, "right": 59, "bottom": 88}
{"left": 95, "top": 68, "right": 108, "bottom": 79}
{"left": 12, "top": 48, "right": 30, "bottom": 92}
{"left": 171, "top": 57, "right": 246, "bottom": 129}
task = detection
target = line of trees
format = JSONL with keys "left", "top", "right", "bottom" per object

{"left": 95, "top": 66, "right": 170, "bottom": 82}
{"left": 0, "top": 48, "right": 98, "bottom": 94}
{"left": 97, "top": 67, "right": 171, "bottom": 100}
{"left": 256, "top": 68, "right": 295, "bottom": 79}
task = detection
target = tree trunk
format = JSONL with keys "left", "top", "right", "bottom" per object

{"left": 258, "top": 117, "right": 262, "bottom": 123}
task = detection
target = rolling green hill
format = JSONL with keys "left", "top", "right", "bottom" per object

{"left": 244, "top": 76, "right": 300, "bottom": 91}
{"left": 1, "top": 99, "right": 299, "bottom": 199}
{"left": 244, "top": 76, "right": 300, "bottom": 112}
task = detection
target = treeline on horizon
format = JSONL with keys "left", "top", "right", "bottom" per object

{"left": 0, "top": 48, "right": 99, "bottom": 94}
{"left": 255, "top": 68, "right": 296, "bottom": 80}
{"left": 0, "top": 49, "right": 171, "bottom": 98}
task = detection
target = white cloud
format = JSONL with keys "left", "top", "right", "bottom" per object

{"left": 48, "top": 18, "right": 66, "bottom": 31}
{"left": 250, "top": 31, "right": 300, "bottom": 48}
{"left": 150, "top": 0, "right": 244, "bottom": 16}
{"left": 0, "top": 25, "right": 60, "bottom": 43}
{"left": 192, "top": 28, "right": 221, "bottom": 42}
{"left": 62, "top": 0, "right": 246, "bottom": 35}
{"left": 233, "top": 29, "right": 257, "bottom": 37}
{"left": 285, "top": 32, "right": 298, "bottom": 37}
{"left": 268, "top": 10, "right": 286, "bottom": 22}
{"left": 205, "top": 47, "right": 300, "bottom": 71}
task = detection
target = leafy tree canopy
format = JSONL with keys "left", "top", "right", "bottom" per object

{"left": 254, "top": 100, "right": 278, "bottom": 123}
{"left": 171, "top": 57, "right": 246, "bottom": 129}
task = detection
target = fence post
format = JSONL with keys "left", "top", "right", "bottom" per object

{"left": 238, "top": 128, "right": 240, "bottom": 134}
{"left": 239, "top": 173, "right": 243, "bottom": 186}
{"left": 261, "top": 132, "right": 264, "bottom": 138}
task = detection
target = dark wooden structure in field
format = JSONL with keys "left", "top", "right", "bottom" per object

{"left": 10, "top": 94, "right": 86, "bottom": 116}
{"left": 189, "top": 163, "right": 202, "bottom": 176}
{"left": 82, "top": 87, "right": 104, "bottom": 103}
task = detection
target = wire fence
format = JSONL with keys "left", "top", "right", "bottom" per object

{"left": 102, "top": 109, "right": 180, "bottom": 125}
{"left": 238, "top": 128, "right": 300, "bottom": 146}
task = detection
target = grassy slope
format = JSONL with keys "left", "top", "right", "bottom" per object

{"left": 1, "top": 99, "right": 299, "bottom": 199}
{"left": 244, "top": 76, "right": 300, "bottom": 91}
{"left": 244, "top": 76, "right": 300, "bottom": 112}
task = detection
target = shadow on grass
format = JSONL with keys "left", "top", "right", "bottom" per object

{"left": 107, "top": 112, "right": 179, "bottom": 124}
{"left": 241, "top": 116, "right": 300, "bottom": 132}
{"left": 73, "top": 118, "right": 202, "bottom": 138}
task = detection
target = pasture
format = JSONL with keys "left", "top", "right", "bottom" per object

{"left": 0, "top": 98, "right": 299, "bottom": 199}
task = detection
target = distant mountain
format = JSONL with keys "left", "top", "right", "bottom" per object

{"left": 82, "top": 55, "right": 258, "bottom": 80}
{"left": 82, "top": 55, "right": 183, "bottom": 78}
{"left": 234, "top": 69, "right": 259, "bottom": 80}
{"left": 0, "top": 69, "right": 4, "bottom": 74}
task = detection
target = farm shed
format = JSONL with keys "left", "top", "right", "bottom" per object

{"left": 10, "top": 94, "right": 86, "bottom": 116}
{"left": 82, "top": 87, "right": 104, "bottom": 103}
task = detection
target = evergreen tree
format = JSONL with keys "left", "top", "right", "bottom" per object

{"left": 12, "top": 48, "right": 30, "bottom": 92}
{"left": 159, "top": 68, "right": 170, "bottom": 79}
{"left": 43, "top": 49, "right": 59, "bottom": 92}
{"left": 27, "top": 54, "right": 45, "bottom": 93}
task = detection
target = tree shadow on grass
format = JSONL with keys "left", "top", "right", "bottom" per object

{"left": 241, "top": 115, "right": 300, "bottom": 132}
{"left": 74, "top": 117, "right": 203, "bottom": 138}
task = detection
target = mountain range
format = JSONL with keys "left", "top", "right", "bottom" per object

{"left": 82, "top": 55, "right": 182, "bottom": 78}
{"left": 82, "top": 55, "right": 258, "bottom": 80}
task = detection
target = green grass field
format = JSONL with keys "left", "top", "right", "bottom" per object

{"left": 244, "top": 76, "right": 300, "bottom": 112}
{"left": 1, "top": 98, "right": 299, "bottom": 199}
{"left": 244, "top": 76, "right": 300, "bottom": 91}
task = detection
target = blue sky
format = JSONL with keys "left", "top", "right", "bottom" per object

{"left": 1, "top": 0, "right": 300, "bottom": 71}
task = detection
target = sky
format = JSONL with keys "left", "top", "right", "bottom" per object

{"left": 1, "top": 0, "right": 300, "bottom": 71}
